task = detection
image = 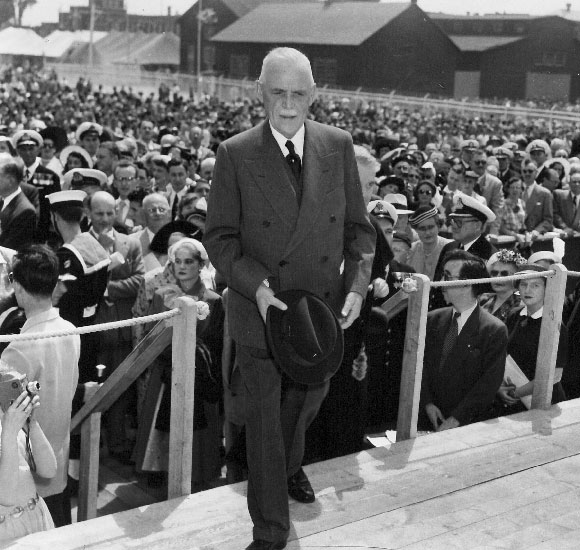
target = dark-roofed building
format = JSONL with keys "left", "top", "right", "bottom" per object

{"left": 433, "top": 12, "right": 580, "bottom": 101}
{"left": 208, "top": 1, "right": 459, "bottom": 95}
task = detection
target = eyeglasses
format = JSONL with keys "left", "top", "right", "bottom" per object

{"left": 473, "top": 160, "right": 487, "bottom": 166}
{"left": 116, "top": 176, "right": 135, "bottom": 183}
{"left": 449, "top": 217, "right": 479, "bottom": 228}
{"left": 490, "top": 269, "right": 511, "bottom": 277}
{"left": 418, "top": 189, "right": 433, "bottom": 195}
{"left": 146, "top": 206, "right": 169, "bottom": 214}
{"left": 41, "top": 142, "right": 55, "bottom": 149}
{"left": 7, "top": 272, "right": 14, "bottom": 284}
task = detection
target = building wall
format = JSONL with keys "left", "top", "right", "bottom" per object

{"left": 179, "top": 0, "right": 239, "bottom": 74}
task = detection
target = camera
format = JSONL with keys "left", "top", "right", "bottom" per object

{"left": 0, "top": 370, "right": 40, "bottom": 413}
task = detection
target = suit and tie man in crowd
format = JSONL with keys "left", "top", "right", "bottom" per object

{"left": 553, "top": 168, "right": 580, "bottom": 236}
{"left": 421, "top": 249, "right": 507, "bottom": 431}
{"left": 0, "top": 154, "right": 37, "bottom": 251}
{"left": 204, "top": 47, "right": 375, "bottom": 550}
{"left": 521, "top": 159, "right": 553, "bottom": 236}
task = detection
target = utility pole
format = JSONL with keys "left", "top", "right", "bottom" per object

{"left": 89, "top": 0, "right": 95, "bottom": 68}
{"left": 197, "top": 0, "right": 202, "bottom": 92}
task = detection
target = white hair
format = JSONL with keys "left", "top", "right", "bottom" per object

{"left": 258, "top": 47, "right": 315, "bottom": 86}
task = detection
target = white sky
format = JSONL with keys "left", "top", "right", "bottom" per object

{"left": 22, "top": 0, "right": 579, "bottom": 26}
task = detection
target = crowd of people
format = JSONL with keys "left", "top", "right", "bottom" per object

{"left": 1, "top": 59, "right": 580, "bottom": 547}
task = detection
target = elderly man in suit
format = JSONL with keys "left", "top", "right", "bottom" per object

{"left": 421, "top": 249, "right": 507, "bottom": 431}
{"left": 0, "top": 154, "right": 37, "bottom": 250}
{"left": 90, "top": 191, "right": 145, "bottom": 461}
{"left": 553, "top": 169, "right": 580, "bottom": 236}
{"left": 522, "top": 159, "right": 553, "bottom": 235}
{"left": 204, "top": 47, "right": 375, "bottom": 550}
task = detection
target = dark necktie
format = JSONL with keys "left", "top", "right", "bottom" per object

{"left": 440, "top": 311, "right": 460, "bottom": 370}
{"left": 286, "top": 140, "right": 302, "bottom": 182}
{"left": 171, "top": 194, "right": 179, "bottom": 220}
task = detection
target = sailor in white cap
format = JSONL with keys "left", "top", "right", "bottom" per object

{"left": 75, "top": 122, "right": 103, "bottom": 159}
{"left": 383, "top": 192, "right": 417, "bottom": 244}
{"left": 460, "top": 139, "right": 479, "bottom": 170}
{"left": 63, "top": 168, "right": 108, "bottom": 195}
{"left": 367, "top": 199, "right": 398, "bottom": 246}
{"left": 12, "top": 129, "right": 61, "bottom": 244}
{"left": 526, "top": 139, "right": 551, "bottom": 168}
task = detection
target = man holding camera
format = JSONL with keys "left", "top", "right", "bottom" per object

{"left": 0, "top": 245, "right": 80, "bottom": 526}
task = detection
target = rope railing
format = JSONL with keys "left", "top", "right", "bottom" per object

{"left": 0, "top": 308, "right": 180, "bottom": 343}
{"left": 430, "top": 270, "right": 556, "bottom": 288}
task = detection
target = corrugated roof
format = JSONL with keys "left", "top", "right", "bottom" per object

{"left": 114, "top": 32, "right": 180, "bottom": 66}
{"left": 429, "top": 12, "right": 535, "bottom": 20}
{"left": 212, "top": 2, "right": 410, "bottom": 46}
{"left": 0, "top": 27, "right": 46, "bottom": 56}
{"left": 449, "top": 35, "right": 524, "bottom": 52}
{"left": 43, "top": 30, "right": 107, "bottom": 59}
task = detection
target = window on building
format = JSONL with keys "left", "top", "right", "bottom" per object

{"left": 312, "top": 57, "right": 338, "bottom": 86}
{"left": 534, "top": 51, "right": 567, "bottom": 67}
{"left": 230, "top": 54, "right": 249, "bottom": 78}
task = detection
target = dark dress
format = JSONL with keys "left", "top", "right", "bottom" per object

{"left": 479, "top": 292, "right": 521, "bottom": 324}
{"left": 503, "top": 308, "right": 568, "bottom": 413}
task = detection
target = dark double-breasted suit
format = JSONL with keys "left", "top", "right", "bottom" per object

{"left": 0, "top": 191, "right": 37, "bottom": 251}
{"left": 204, "top": 120, "right": 375, "bottom": 543}
{"left": 421, "top": 305, "right": 507, "bottom": 427}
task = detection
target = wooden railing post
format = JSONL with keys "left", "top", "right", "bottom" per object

{"left": 532, "top": 263, "right": 567, "bottom": 409}
{"left": 77, "top": 412, "right": 101, "bottom": 522}
{"left": 396, "top": 274, "right": 431, "bottom": 441}
{"left": 168, "top": 297, "right": 197, "bottom": 499}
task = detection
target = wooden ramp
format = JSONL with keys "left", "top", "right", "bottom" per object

{"left": 8, "top": 398, "right": 580, "bottom": 550}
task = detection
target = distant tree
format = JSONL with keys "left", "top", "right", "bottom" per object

{"left": 0, "top": 0, "right": 36, "bottom": 26}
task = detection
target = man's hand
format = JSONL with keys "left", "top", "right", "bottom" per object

{"left": 497, "top": 382, "right": 519, "bottom": 406}
{"left": 437, "top": 416, "right": 459, "bottom": 431}
{"left": 256, "top": 283, "right": 287, "bottom": 323}
{"left": 371, "top": 278, "right": 389, "bottom": 299}
{"left": 425, "top": 403, "right": 445, "bottom": 430}
{"left": 340, "top": 291, "right": 363, "bottom": 330}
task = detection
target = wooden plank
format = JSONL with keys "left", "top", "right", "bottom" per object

{"left": 533, "top": 262, "right": 567, "bottom": 409}
{"left": 168, "top": 297, "right": 197, "bottom": 499}
{"left": 77, "top": 412, "right": 101, "bottom": 522}
{"left": 12, "top": 400, "right": 580, "bottom": 550}
{"left": 396, "top": 274, "right": 430, "bottom": 441}
{"left": 71, "top": 318, "right": 173, "bottom": 433}
{"left": 379, "top": 289, "right": 408, "bottom": 322}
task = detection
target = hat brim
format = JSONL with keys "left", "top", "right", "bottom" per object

{"left": 266, "top": 290, "right": 344, "bottom": 386}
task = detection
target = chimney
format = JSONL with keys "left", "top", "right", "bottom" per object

{"left": 567, "top": 3, "right": 572, "bottom": 12}
{"left": 168, "top": 6, "right": 171, "bottom": 16}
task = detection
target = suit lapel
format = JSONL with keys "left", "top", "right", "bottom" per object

{"left": 284, "top": 121, "right": 334, "bottom": 256}
{"left": 243, "top": 123, "right": 298, "bottom": 231}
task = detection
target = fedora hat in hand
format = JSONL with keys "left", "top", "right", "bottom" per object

{"left": 266, "top": 290, "right": 344, "bottom": 386}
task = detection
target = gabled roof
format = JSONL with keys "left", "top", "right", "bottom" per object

{"left": 212, "top": 2, "right": 410, "bottom": 45}
{"left": 449, "top": 35, "right": 524, "bottom": 52}
{"left": 0, "top": 27, "right": 45, "bottom": 56}
{"left": 429, "top": 12, "right": 536, "bottom": 21}
{"left": 221, "top": 0, "right": 320, "bottom": 19}
{"left": 43, "top": 30, "right": 107, "bottom": 59}
{"left": 114, "top": 32, "right": 180, "bottom": 66}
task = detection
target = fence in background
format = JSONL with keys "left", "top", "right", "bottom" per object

{"left": 46, "top": 63, "right": 580, "bottom": 124}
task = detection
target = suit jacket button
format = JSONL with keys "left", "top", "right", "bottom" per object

{"left": 262, "top": 220, "right": 271, "bottom": 227}
{"left": 279, "top": 260, "right": 288, "bottom": 267}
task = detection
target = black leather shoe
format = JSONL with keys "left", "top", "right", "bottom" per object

{"left": 245, "top": 539, "right": 287, "bottom": 549}
{"left": 287, "top": 467, "right": 315, "bottom": 503}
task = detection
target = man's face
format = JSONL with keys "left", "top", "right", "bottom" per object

{"left": 189, "top": 127, "right": 203, "bottom": 148}
{"left": 193, "top": 182, "right": 210, "bottom": 199}
{"left": 462, "top": 176, "right": 478, "bottom": 195}
{"left": 471, "top": 153, "right": 487, "bottom": 176}
{"left": 569, "top": 173, "right": 580, "bottom": 196}
{"left": 140, "top": 121, "right": 154, "bottom": 141}
{"left": 393, "top": 161, "right": 409, "bottom": 179}
{"left": 153, "top": 164, "right": 168, "bottom": 185}
{"left": 89, "top": 195, "right": 116, "bottom": 234}
{"left": 447, "top": 167, "right": 463, "bottom": 189}
{"left": 450, "top": 216, "right": 482, "bottom": 244}
{"left": 114, "top": 166, "right": 136, "bottom": 199}
{"left": 96, "top": 147, "right": 114, "bottom": 174}
{"left": 541, "top": 169, "right": 560, "bottom": 192}
{"left": 461, "top": 147, "right": 475, "bottom": 163}
{"left": 144, "top": 197, "right": 171, "bottom": 232}
{"left": 497, "top": 156, "right": 509, "bottom": 171}
{"left": 16, "top": 144, "right": 38, "bottom": 166}
{"left": 169, "top": 165, "right": 188, "bottom": 192}
{"left": 258, "top": 59, "right": 316, "bottom": 139}
{"left": 200, "top": 162, "right": 215, "bottom": 181}
{"left": 127, "top": 201, "right": 146, "bottom": 227}
{"left": 529, "top": 149, "right": 547, "bottom": 166}
{"left": 81, "top": 134, "right": 100, "bottom": 156}
{"left": 376, "top": 218, "right": 394, "bottom": 246}
{"left": 522, "top": 163, "right": 537, "bottom": 185}
{"left": 357, "top": 162, "right": 377, "bottom": 204}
